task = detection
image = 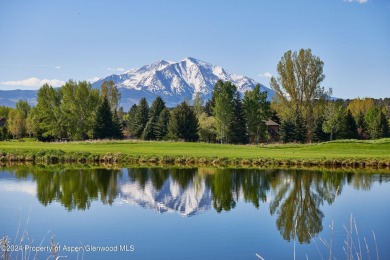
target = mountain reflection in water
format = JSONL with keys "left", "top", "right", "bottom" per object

{"left": 3, "top": 167, "right": 389, "bottom": 243}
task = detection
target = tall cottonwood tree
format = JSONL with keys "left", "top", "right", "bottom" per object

{"left": 61, "top": 80, "right": 100, "bottom": 140}
{"left": 212, "top": 80, "right": 236, "bottom": 144}
{"left": 100, "top": 80, "right": 121, "bottom": 113}
{"left": 270, "top": 49, "right": 331, "bottom": 142}
{"left": 15, "top": 100, "right": 31, "bottom": 119}
{"left": 7, "top": 100, "right": 32, "bottom": 138}
{"left": 7, "top": 109, "right": 25, "bottom": 138}
{"left": 198, "top": 112, "right": 217, "bottom": 143}
{"left": 35, "top": 84, "right": 65, "bottom": 140}
{"left": 193, "top": 92, "right": 204, "bottom": 117}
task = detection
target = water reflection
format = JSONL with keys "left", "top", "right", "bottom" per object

{"left": 5, "top": 167, "right": 120, "bottom": 211}
{"left": 1, "top": 166, "right": 389, "bottom": 243}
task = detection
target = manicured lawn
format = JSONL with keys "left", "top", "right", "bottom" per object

{"left": 1, "top": 139, "right": 389, "bottom": 160}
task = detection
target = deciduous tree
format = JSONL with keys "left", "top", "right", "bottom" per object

{"left": 322, "top": 102, "right": 344, "bottom": 141}
{"left": 212, "top": 80, "right": 236, "bottom": 143}
{"left": 270, "top": 49, "right": 331, "bottom": 142}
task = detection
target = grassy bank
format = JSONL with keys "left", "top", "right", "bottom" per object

{"left": 0, "top": 138, "right": 390, "bottom": 168}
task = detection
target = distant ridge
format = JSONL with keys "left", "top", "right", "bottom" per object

{"left": 0, "top": 89, "right": 38, "bottom": 108}
{"left": 0, "top": 58, "right": 274, "bottom": 109}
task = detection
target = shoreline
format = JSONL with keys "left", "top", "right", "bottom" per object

{"left": 1, "top": 151, "right": 390, "bottom": 170}
{"left": 1, "top": 139, "right": 390, "bottom": 170}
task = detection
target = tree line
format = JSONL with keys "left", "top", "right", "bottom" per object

{"left": 126, "top": 79, "right": 271, "bottom": 143}
{"left": 270, "top": 49, "right": 389, "bottom": 142}
{"left": 0, "top": 48, "right": 389, "bottom": 143}
{"left": 0, "top": 80, "right": 124, "bottom": 141}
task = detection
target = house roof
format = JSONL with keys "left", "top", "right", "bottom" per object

{"left": 264, "top": 119, "right": 280, "bottom": 126}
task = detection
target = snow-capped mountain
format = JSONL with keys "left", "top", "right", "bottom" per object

{"left": 92, "top": 57, "right": 274, "bottom": 108}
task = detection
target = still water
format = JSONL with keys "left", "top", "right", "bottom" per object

{"left": 1, "top": 166, "right": 390, "bottom": 259}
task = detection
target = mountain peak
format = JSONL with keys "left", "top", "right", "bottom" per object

{"left": 92, "top": 58, "right": 274, "bottom": 109}
{"left": 182, "top": 57, "right": 199, "bottom": 62}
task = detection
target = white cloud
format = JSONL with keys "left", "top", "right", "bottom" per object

{"left": 344, "top": 0, "right": 368, "bottom": 4}
{"left": 87, "top": 77, "right": 100, "bottom": 83}
{"left": 54, "top": 66, "right": 61, "bottom": 69}
{"left": 0, "top": 77, "right": 65, "bottom": 89}
{"left": 258, "top": 72, "right": 273, "bottom": 78}
{"left": 106, "top": 67, "right": 125, "bottom": 72}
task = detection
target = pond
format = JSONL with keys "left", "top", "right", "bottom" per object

{"left": 1, "top": 166, "right": 389, "bottom": 259}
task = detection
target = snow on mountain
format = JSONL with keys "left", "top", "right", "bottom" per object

{"left": 92, "top": 57, "right": 274, "bottom": 109}
{"left": 118, "top": 175, "right": 212, "bottom": 217}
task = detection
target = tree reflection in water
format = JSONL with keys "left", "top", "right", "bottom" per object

{"left": 6, "top": 166, "right": 385, "bottom": 243}
{"left": 269, "top": 170, "right": 345, "bottom": 243}
{"left": 10, "top": 167, "right": 120, "bottom": 211}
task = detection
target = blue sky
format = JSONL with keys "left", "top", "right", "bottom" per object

{"left": 0, "top": 0, "right": 389, "bottom": 99}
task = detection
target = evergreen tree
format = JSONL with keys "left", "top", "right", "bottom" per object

{"left": 356, "top": 111, "right": 366, "bottom": 139}
{"left": 168, "top": 102, "right": 198, "bottom": 141}
{"left": 270, "top": 110, "right": 281, "bottom": 125}
{"left": 312, "top": 117, "right": 329, "bottom": 142}
{"left": 142, "top": 116, "right": 157, "bottom": 140}
{"left": 204, "top": 99, "right": 214, "bottom": 117}
{"left": 143, "top": 96, "right": 166, "bottom": 140}
{"left": 149, "top": 96, "right": 166, "bottom": 118}
{"left": 279, "top": 119, "right": 295, "bottom": 143}
{"left": 112, "top": 110, "right": 124, "bottom": 139}
{"left": 93, "top": 97, "right": 114, "bottom": 139}
{"left": 380, "top": 110, "right": 389, "bottom": 138}
{"left": 228, "top": 92, "right": 248, "bottom": 144}
{"left": 154, "top": 108, "right": 170, "bottom": 140}
{"left": 243, "top": 84, "right": 270, "bottom": 144}
{"left": 127, "top": 104, "right": 138, "bottom": 137}
{"left": 341, "top": 109, "right": 358, "bottom": 139}
{"left": 133, "top": 98, "right": 149, "bottom": 138}
{"left": 294, "top": 113, "right": 307, "bottom": 143}
{"left": 0, "top": 126, "right": 10, "bottom": 141}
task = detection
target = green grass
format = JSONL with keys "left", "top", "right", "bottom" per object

{"left": 1, "top": 138, "right": 390, "bottom": 160}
